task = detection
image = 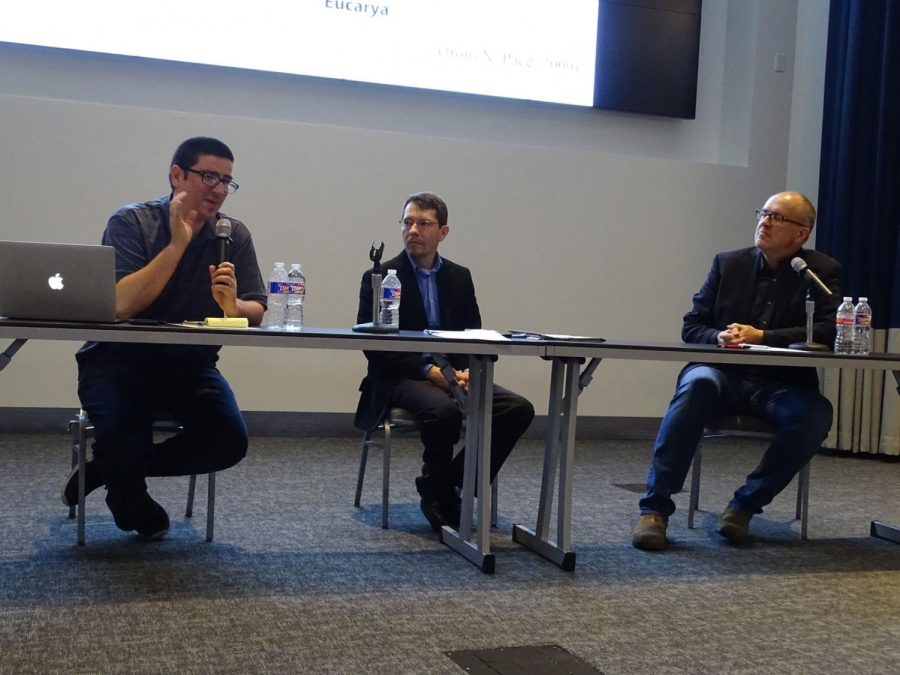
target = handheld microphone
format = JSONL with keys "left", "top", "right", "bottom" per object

{"left": 790, "top": 257, "right": 832, "bottom": 296}
{"left": 215, "top": 218, "right": 232, "bottom": 265}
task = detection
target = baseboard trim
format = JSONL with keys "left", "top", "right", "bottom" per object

{"left": 0, "top": 407, "right": 662, "bottom": 440}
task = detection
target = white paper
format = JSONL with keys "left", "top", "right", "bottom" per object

{"left": 745, "top": 345, "right": 809, "bottom": 353}
{"left": 425, "top": 329, "right": 510, "bottom": 341}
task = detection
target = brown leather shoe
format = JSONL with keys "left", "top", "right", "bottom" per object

{"left": 632, "top": 513, "right": 668, "bottom": 551}
{"left": 717, "top": 506, "right": 752, "bottom": 544}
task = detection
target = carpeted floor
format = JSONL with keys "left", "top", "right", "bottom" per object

{"left": 0, "top": 433, "right": 898, "bottom": 674}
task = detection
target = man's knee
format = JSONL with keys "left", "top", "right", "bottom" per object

{"left": 222, "top": 423, "right": 249, "bottom": 469}
{"left": 513, "top": 396, "right": 535, "bottom": 425}
{"left": 204, "top": 415, "right": 249, "bottom": 471}
{"left": 676, "top": 368, "right": 723, "bottom": 403}
{"left": 804, "top": 394, "right": 833, "bottom": 437}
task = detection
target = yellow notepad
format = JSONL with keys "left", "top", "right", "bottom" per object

{"left": 203, "top": 317, "right": 249, "bottom": 328}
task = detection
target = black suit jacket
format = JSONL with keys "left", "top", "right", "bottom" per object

{"left": 682, "top": 246, "right": 841, "bottom": 387}
{"left": 354, "top": 251, "right": 481, "bottom": 431}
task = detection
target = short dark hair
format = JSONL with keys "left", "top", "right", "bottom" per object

{"left": 171, "top": 137, "right": 234, "bottom": 170}
{"left": 402, "top": 192, "right": 448, "bottom": 226}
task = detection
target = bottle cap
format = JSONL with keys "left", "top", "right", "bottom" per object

{"left": 275, "top": 262, "right": 285, "bottom": 267}
{"left": 388, "top": 269, "right": 397, "bottom": 275}
{"left": 843, "top": 296, "right": 852, "bottom": 301}
{"left": 858, "top": 297, "right": 867, "bottom": 302}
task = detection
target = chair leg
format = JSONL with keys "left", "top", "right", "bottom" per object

{"left": 354, "top": 425, "right": 392, "bottom": 529}
{"left": 206, "top": 472, "right": 216, "bottom": 542}
{"left": 186, "top": 474, "right": 197, "bottom": 517}
{"left": 354, "top": 431, "right": 371, "bottom": 508}
{"left": 76, "top": 418, "right": 89, "bottom": 546}
{"left": 687, "top": 449, "right": 702, "bottom": 529}
{"left": 381, "top": 420, "right": 391, "bottom": 529}
{"left": 67, "top": 419, "right": 78, "bottom": 520}
{"left": 797, "top": 462, "right": 810, "bottom": 539}
{"left": 185, "top": 473, "right": 215, "bottom": 541}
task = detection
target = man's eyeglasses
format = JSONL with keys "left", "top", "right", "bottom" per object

{"left": 183, "top": 168, "right": 239, "bottom": 194}
{"left": 755, "top": 209, "right": 808, "bottom": 228}
{"left": 400, "top": 218, "right": 440, "bottom": 229}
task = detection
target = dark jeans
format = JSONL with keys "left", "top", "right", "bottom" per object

{"left": 640, "top": 364, "right": 833, "bottom": 518}
{"left": 389, "top": 379, "right": 534, "bottom": 494}
{"left": 77, "top": 356, "right": 248, "bottom": 493}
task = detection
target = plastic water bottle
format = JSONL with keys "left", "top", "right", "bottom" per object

{"left": 264, "top": 262, "right": 288, "bottom": 329}
{"left": 852, "top": 297, "right": 872, "bottom": 356}
{"left": 285, "top": 263, "right": 306, "bottom": 331}
{"left": 834, "top": 296, "right": 855, "bottom": 354}
{"left": 379, "top": 269, "right": 401, "bottom": 330}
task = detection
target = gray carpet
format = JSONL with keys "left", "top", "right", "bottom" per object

{"left": 0, "top": 432, "right": 898, "bottom": 674}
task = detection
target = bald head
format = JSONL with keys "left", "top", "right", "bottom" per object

{"left": 773, "top": 191, "right": 816, "bottom": 230}
{"left": 754, "top": 191, "right": 817, "bottom": 267}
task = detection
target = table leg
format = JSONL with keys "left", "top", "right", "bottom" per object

{"left": 441, "top": 355, "right": 496, "bottom": 574}
{"left": 869, "top": 370, "right": 900, "bottom": 544}
{"left": 0, "top": 339, "right": 27, "bottom": 373}
{"left": 870, "top": 521, "right": 900, "bottom": 543}
{"left": 513, "top": 357, "right": 582, "bottom": 571}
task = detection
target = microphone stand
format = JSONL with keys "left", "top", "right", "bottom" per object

{"left": 789, "top": 285, "right": 829, "bottom": 351}
{"left": 352, "top": 241, "right": 396, "bottom": 333}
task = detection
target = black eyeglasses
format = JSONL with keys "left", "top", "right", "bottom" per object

{"left": 183, "top": 168, "right": 239, "bottom": 194}
{"left": 400, "top": 218, "right": 440, "bottom": 229}
{"left": 755, "top": 209, "right": 808, "bottom": 228}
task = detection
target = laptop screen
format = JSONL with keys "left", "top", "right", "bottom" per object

{"left": 0, "top": 241, "right": 118, "bottom": 323}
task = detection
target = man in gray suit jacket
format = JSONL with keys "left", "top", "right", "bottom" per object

{"left": 633, "top": 191, "right": 841, "bottom": 550}
{"left": 355, "top": 192, "right": 534, "bottom": 532}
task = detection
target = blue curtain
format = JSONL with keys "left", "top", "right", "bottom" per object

{"left": 817, "top": 0, "right": 899, "bottom": 331}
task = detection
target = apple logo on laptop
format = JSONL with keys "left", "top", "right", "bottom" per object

{"left": 48, "top": 273, "right": 65, "bottom": 290}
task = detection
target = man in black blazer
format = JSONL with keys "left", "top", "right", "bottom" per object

{"left": 633, "top": 191, "right": 841, "bottom": 550}
{"left": 355, "top": 192, "right": 534, "bottom": 532}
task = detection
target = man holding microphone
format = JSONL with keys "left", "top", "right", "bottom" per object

{"left": 64, "top": 137, "right": 266, "bottom": 540}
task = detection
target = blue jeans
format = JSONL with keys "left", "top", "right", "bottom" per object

{"left": 639, "top": 365, "right": 833, "bottom": 518}
{"left": 77, "top": 355, "right": 248, "bottom": 492}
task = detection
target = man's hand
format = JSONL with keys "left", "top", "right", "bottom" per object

{"left": 209, "top": 262, "right": 238, "bottom": 316}
{"left": 169, "top": 191, "right": 202, "bottom": 250}
{"left": 718, "top": 322, "right": 764, "bottom": 346}
{"left": 426, "top": 365, "right": 469, "bottom": 393}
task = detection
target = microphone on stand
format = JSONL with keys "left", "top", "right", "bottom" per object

{"left": 352, "top": 240, "right": 394, "bottom": 333}
{"left": 215, "top": 218, "right": 232, "bottom": 265}
{"left": 790, "top": 257, "right": 832, "bottom": 296}
{"left": 788, "top": 256, "right": 831, "bottom": 351}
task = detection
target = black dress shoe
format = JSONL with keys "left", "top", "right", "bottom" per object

{"left": 420, "top": 497, "right": 450, "bottom": 533}
{"left": 442, "top": 495, "right": 462, "bottom": 530}
{"left": 135, "top": 493, "right": 170, "bottom": 540}
{"left": 105, "top": 486, "right": 169, "bottom": 540}
{"left": 105, "top": 487, "right": 141, "bottom": 532}
{"left": 61, "top": 459, "right": 104, "bottom": 507}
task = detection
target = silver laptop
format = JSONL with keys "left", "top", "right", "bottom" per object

{"left": 0, "top": 241, "right": 118, "bottom": 322}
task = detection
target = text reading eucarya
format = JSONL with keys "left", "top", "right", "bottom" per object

{"left": 325, "top": 1, "right": 389, "bottom": 17}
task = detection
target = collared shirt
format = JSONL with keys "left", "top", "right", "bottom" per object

{"left": 406, "top": 251, "right": 445, "bottom": 377}
{"left": 750, "top": 252, "right": 794, "bottom": 331}
{"left": 406, "top": 250, "right": 443, "bottom": 330}
{"left": 746, "top": 252, "right": 796, "bottom": 381}
{"left": 77, "top": 195, "right": 266, "bottom": 366}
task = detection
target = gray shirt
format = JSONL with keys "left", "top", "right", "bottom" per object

{"left": 78, "top": 195, "right": 266, "bottom": 366}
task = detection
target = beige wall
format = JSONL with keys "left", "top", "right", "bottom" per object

{"left": 0, "top": 0, "right": 829, "bottom": 418}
